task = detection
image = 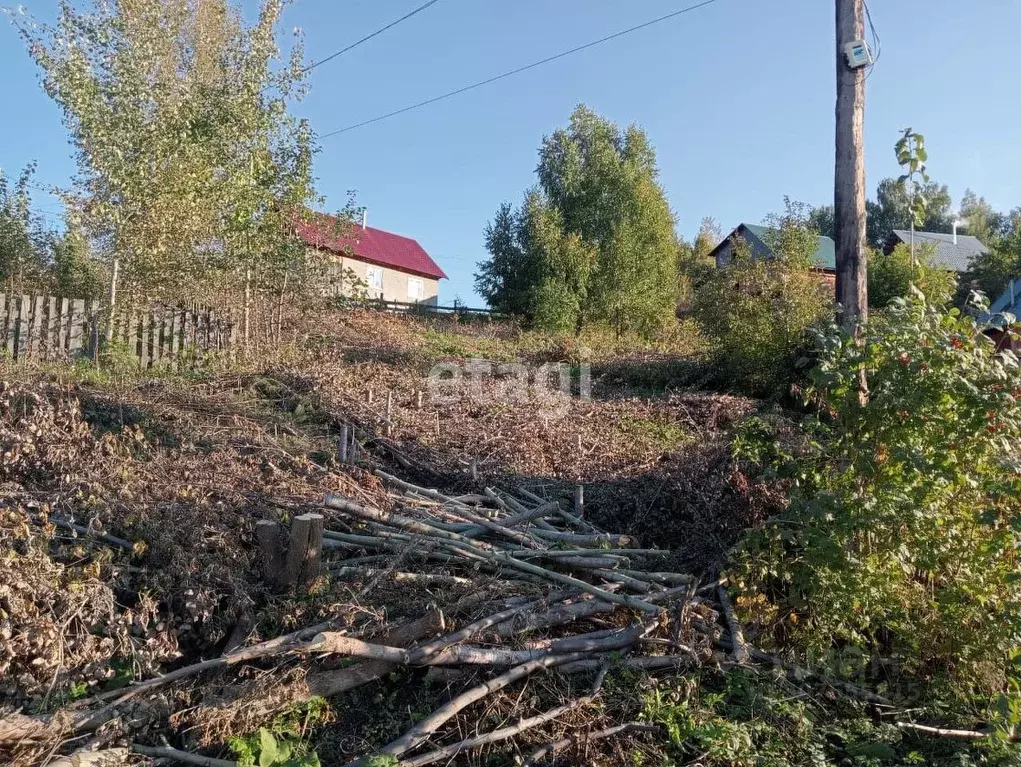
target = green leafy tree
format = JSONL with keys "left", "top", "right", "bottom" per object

{"left": 47, "top": 214, "right": 106, "bottom": 301}
{"left": 958, "top": 189, "right": 1000, "bottom": 245}
{"left": 476, "top": 105, "right": 677, "bottom": 336}
{"left": 676, "top": 217, "right": 721, "bottom": 309}
{"left": 15, "top": 0, "right": 317, "bottom": 343}
{"left": 866, "top": 177, "right": 953, "bottom": 249}
{"left": 0, "top": 165, "right": 49, "bottom": 294}
{"left": 475, "top": 201, "right": 535, "bottom": 317}
{"left": 962, "top": 208, "right": 1021, "bottom": 302}
{"left": 808, "top": 205, "right": 835, "bottom": 240}
{"left": 868, "top": 242, "right": 956, "bottom": 309}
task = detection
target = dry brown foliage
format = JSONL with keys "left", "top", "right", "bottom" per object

{"left": 0, "top": 307, "right": 761, "bottom": 766}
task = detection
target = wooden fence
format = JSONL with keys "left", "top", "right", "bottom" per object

{"left": 0, "top": 293, "right": 234, "bottom": 368}
{"left": 362, "top": 298, "right": 503, "bottom": 319}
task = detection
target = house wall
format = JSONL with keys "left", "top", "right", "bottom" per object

{"left": 320, "top": 252, "right": 439, "bottom": 305}
{"left": 713, "top": 231, "right": 772, "bottom": 268}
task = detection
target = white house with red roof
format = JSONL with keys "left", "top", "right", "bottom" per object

{"left": 295, "top": 213, "right": 447, "bottom": 305}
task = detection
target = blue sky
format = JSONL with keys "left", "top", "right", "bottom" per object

{"left": 3, "top": 0, "right": 1020, "bottom": 304}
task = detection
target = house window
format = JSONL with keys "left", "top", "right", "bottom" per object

{"left": 408, "top": 277, "right": 425, "bottom": 301}
{"left": 367, "top": 267, "right": 383, "bottom": 295}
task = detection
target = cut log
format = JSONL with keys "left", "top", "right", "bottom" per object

{"left": 284, "top": 513, "right": 323, "bottom": 587}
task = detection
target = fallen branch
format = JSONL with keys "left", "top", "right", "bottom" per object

{"left": 327, "top": 567, "right": 472, "bottom": 587}
{"left": 717, "top": 586, "right": 749, "bottom": 664}
{"left": 895, "top": 721, "right": 1004, "bottom": 741}
{"left": 431, "top": 537, "right": 663, "bottom": 614}
{"left": 48, "top": 748, "right": 132, "bottom": 767}
{"left": 523, "top": 722, "right": 662, "bottom": 766}
{"left": 307, "top": 609, "right": 445, "bottom": 698}
{"left": 323, "top": 494, "right": 491, "bottom": 550}
{"left": 31, "top": 513, "right": 135, "bottom": 551}
{"left": 79, "top": 620, "right": 334, "bottom": 708}
{"left": 401, "top": 663, "right": 610, "bottom": 767}
{"left": 131, "top": 743, "right": 237, "bottom": 767}
{"left": 353, "top": 652, "right": 592, "bottom": 764}
{"left": 302, "top": 634, "right": 410, "bottom": 663}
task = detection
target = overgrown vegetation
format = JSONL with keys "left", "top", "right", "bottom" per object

{"left": 692, "top": 202, "right": 832, "bottom": 396}
{"left": 733, "top": 291, "right": 1021, "bottom": 722}
{"left": 869, "top": 242, "right": 957, "bottom": 308}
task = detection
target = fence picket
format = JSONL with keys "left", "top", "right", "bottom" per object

{"left": 15, "top": 295, "right": 29, "bottom": 360}
{"left": 0, "top": 291, "right": 230, "bottom": 366}
{"left": 57, "top": 298, "right": 70, "bottom": 357}
{"left": 28, "top": 296, "right": 43, "bottom": 360}
{"left": 181, "top": 307, "right": 192, "bottom": 364}
{"left": 45, "top": 296, "right": 57, "bottom": 361}
{"left": 87, "top": 300, "right": 100, "bottom": 362}
{"left": 68, "top": 299, "right": 85, "bottom": 357}
{"left": 139, "top": 313, "right": 150, "bottom": 369}
{"left": 0, "top": 294, "right": 6, "bottom": 360}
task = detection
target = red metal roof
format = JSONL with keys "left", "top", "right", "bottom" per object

{"left": 295, "top": 214, "right": 447, "bottom": 281}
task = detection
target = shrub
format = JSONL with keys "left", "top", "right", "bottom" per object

{"left": 692, "top": 238, "right": 831, "bottom": 397}
{"left": 732, "top": 291, "right": 1021, "bottom": 706}
{"left": 869, "top": 242, "right": 957, "bottom": 308}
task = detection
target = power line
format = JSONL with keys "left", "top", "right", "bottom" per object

{"left": 303, "top": 0, "right": 443, "bottom": 74}
{"left": 863, "top": 0, "right": 881, "bottom": 81}
{"left": 318, "top": 0, "right": 722, "bottom": 139}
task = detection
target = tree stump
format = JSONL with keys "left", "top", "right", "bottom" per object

{"left": 255, "top": 520, "right": 284, "bottom": 586}
{"left": 284, "top": 513, "right": 325, "bottom": 587}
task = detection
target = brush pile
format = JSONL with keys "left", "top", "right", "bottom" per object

{"left": 309, "top": 470, "right": 720, "bottom": 766}
{"left": 1, "top": 462, "right": 742, "bottom": 766}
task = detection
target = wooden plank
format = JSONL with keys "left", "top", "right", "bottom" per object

{"left": 159, "top": 310, "right": 169, "bottom": 365}
{"left": 58, "top": 298, "right": 71, "bottom": 358}
{"left": 180, "top": 306, "right": 192, "bottom": 365}
{"left": 68, "top": 299, "right": 86, "bottom": 357}
{"left": 87, "top": 300, "right": 100, "bottom": 362}
{"left": 27, "top": 295, "right": 43, "bottom": 361}
{"left": 167, "top": 309, "right": 180, "bottom": 371}
{"left": 121, "top": 308, "right": 131, "bottom": 346}
{"left": 45, "top": 296, "right": 57, "bottom": 361}
{"left": 15, "top": 294, "right": 30, "bottom": 361}
{"left": 151, "top": 310, "right": 161, "bottom": 366}
{"left": 158, "top": 310, "right": 168, "bottom": 365}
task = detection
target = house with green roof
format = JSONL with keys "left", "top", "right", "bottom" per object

{"left": 708, "top": 223, "right": 837, "bottom": 277}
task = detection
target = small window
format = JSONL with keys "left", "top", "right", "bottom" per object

{"left": 367, "top": 267, "right": 383, "bottom": 293}
{"left": 408, "top": 277, "right": 425, "bottom": 301}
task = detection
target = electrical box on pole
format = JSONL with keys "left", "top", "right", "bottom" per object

{"left": 843, "top": 39, "right": 873, "bottom": 69}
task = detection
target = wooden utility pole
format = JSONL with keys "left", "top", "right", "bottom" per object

{"left": 834, "top": 0, "right": 868, "bottom": 329}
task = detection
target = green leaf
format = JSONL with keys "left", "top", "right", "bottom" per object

{"left": 259, "top": 729, "right": 279, "bottom": 767}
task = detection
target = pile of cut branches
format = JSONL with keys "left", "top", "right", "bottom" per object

{"left": 1, "top": 453, "right": 895, "bottom": 767}
{"left": 1, "top": 464, "right": 734, "bottom": 766}
{"left": 277, "top": 471, "right": 720, "bottom": 766}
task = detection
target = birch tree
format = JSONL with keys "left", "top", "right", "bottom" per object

{"left": 13, "top": 0, "right": 319, "bottom": 341}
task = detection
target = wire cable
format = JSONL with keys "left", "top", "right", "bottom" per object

{"left": 863, "top": 0, "right": 881, "bottom": 81}
{"left": 303, "top": 0, "right": 443, "bottom": 74}
{"left": 318, "top": 0, "right": 721, "bottom": 139}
